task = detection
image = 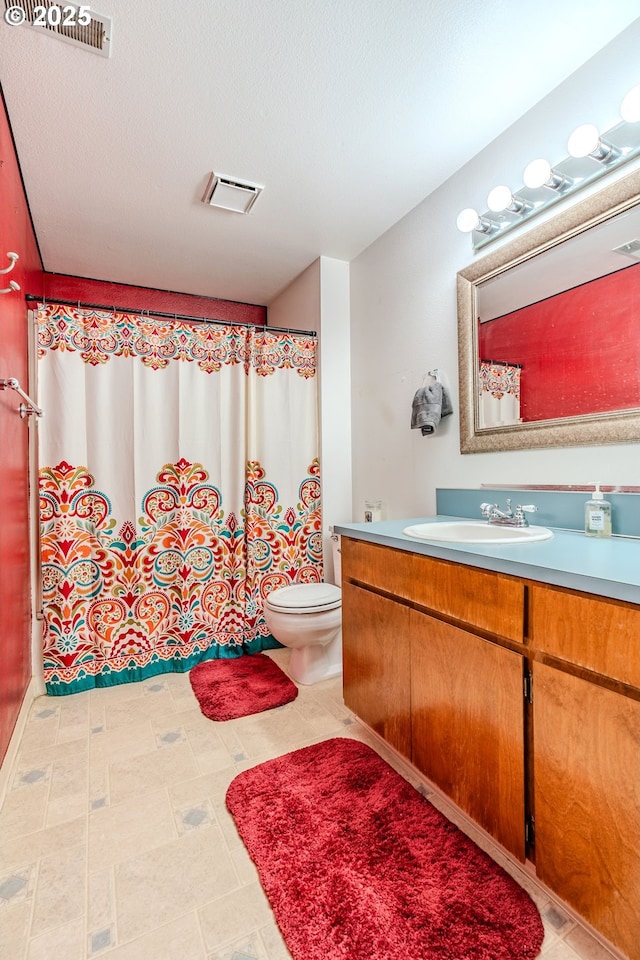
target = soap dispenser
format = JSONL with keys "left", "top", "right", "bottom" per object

{"left": 584, "top": 483, "right": 612, "bottom": 538}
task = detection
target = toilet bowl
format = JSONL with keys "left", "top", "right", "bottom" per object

{"left": 262, "top": 533, "right": 342, "bottom": 685}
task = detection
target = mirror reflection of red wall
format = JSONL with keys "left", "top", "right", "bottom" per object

{"left": 478, "top": 262, "right": 640, "bottom": 422}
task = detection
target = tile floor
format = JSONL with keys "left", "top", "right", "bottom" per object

{"left": 0, "top": 649, "right": 621, "bottom": 960}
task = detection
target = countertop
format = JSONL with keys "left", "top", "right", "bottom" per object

{"left": 334, "top": 516, "right": 640, "bottom": 605}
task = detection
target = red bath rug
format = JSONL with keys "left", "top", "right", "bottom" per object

{"left": 226, "top": 737, "right": 544, "bottom": 960}
{"left": 189, "top": 654, "right": 298, "bottom": 721}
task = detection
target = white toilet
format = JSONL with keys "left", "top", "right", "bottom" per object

{"left": 262, "top": 532, "right": 342, "bottom": 685}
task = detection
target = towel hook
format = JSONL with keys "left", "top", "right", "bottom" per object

{"left": 0, "top": 252, "right": 19, "bottom": 275}
{"left": 0, "top": 280, "right": 20, "bottom": 295}
{"left": 428, "top": 368, "right": 441, "bottom": 383}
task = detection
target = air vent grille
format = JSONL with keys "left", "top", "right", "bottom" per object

{"left": 4, "top": 1, "right": 112, "bottom": 57}
{"left": 613, "top": 239, "right": 640, "bottom": 261}
{"left": 202, "top": 172, "right": 264, "bottom": 214}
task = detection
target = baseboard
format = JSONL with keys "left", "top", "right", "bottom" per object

{"left": 0, "top": 677, "right": 43, "bottom": 809}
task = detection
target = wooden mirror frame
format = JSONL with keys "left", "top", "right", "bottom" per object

{"left": 457, "top": 167, "right": 640, "bottom": 453}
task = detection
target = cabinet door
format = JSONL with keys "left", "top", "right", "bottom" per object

{"left": 534, "top": 663, "right": 640, "bottom": 960}
{"left": 342, "top": 582, "right": 411, "bottom": 759}
{"left": 410, "top": 610, "right": 526, "bottom": 860}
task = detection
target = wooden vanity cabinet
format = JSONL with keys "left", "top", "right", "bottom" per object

{"left": 341, "top": 536, "right": 640, "bottom": 960}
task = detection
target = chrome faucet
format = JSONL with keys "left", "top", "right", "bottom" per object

{"left": 480, "top": 499, "right": 538, "bottom": 527}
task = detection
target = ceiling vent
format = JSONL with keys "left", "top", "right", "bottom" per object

{"left": 4, "top": 1, "right": 112, "bottom": 57}
{"left": 613, "top": 239, "right": 640, "bottom": 261}
{"left": 202, "top": 173, "right": 263, "bottom": 214}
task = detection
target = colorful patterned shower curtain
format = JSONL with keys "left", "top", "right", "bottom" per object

{"left": 35, "top": 304, "right": 321, "bottom": 695}
{"left": 478, "top": 360, "right": 522, "bottom": 427}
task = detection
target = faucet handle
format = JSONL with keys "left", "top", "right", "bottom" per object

{"left": 480, "top": 502, "right": 496, "bottom": 518}
{"left": 513, "top": 503, "right": 537, "bottom": 526}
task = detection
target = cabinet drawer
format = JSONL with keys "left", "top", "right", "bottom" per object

{"left": 342, "top": 537, "right": 524, "bottom": 642}
{"left": 530, "top": 584, "right": 640, "bottom": 688}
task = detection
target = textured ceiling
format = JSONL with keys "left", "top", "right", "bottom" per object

{"left": 1, "top": 1, "right": 639, "bottom": 305}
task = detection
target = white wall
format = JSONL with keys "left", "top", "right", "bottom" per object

{"left": 268, "top": 256, "right": 352, "bottom": 581}
{"left": 350, "top": 20, "right": 640, "bottom": 520}
{"left": 268, "top": 259, "right": 320, "bottom": 334}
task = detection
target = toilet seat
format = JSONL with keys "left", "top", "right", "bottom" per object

{"left": 265, "top": 582, "right": 341, "bottom": 615}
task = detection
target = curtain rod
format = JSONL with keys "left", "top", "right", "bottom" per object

{"left": 25, "top": 295, "right": 317, "bottom": 338}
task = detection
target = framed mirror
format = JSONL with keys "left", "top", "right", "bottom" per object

{"left": 457, "top": 167, "right": 640, "bottom": 453}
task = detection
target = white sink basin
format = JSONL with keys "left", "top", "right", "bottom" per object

{"left": 402, "top": 521, "right": 554, "bottom": 545}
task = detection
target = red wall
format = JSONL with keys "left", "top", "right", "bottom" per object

{"left": 479, "top": 265, "right": 640, "bottom": 422}
{"left": 0, "top": 89, "right": 43, "bottom": 764}
{"left": 41, "top": 274, "right": 267, "bottom": 325}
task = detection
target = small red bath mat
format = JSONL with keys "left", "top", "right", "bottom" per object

{"left": 189, "top": 653, "right": 298, "bottom": 721}
{"left": 226, "top": 737, "right": 545, "bottom": 960}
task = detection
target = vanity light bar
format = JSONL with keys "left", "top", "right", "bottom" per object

{"left": 458, "top": 84, "right": 640, "bottom": 250}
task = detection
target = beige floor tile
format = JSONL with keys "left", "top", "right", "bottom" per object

{"left": 292, "top": 696, "right": 350, "bottom": 737}
{"left": 209, "top": 931, "right": 268, "bottom": 960}
{"left": 30, "top": 843, "right": 87, "bottom": 938}
{"left": 88, "top": 762, "right": 110, "bottom": 809}
{"left": 58, "top": 691, "right": 90, "bottom": 725}
{"left": 0, "top": 816, "right": 86, "bottom": 875}
{"left": 87, "top": 867, "right": 115, "bottom": 932}
{"left": 229, "top": 842, "right": 259, "bottom": 886}
{"left": 213, "top": 724, "right": 246, "bottom": 758}
{"left": 0, "top": 783, "right": 48, "bottom": 840}
{"left": 232, "top": 707, "right": 319, "bottom": 761}
{"left": 114, "top": 825, "right": 238, "bottom": 942}
{"left": 19, "top": 737, "right": 87, "bottom": 768}
{"left": 26, "top": 916, "right": 85, "bottom": 960}
{"left": 0, "top": 899, "right": 31, "bottom": 960}
{"left": 88, "top": 700, "right": 106, "bottom": 730}
{"left": 90, "top": 682, "right": 146, "bottom": 705}
{"left": 28, "top": 698, "right": 60, "bottom": 720}
{"left": 564, "top": 926, "right": 620, "bottom": 960}
{"left": 56, "top": 724, "right": 90, "bottom": 745}
{"left": 49, "top": 754, "right": 88, "bottom": 802}
{"left": 88, "top": 720, "right": 157, "bottom": 767}
{"left": 257, "top": 921, "right": 293, "bottom": 960}
{"left": 45, "top": 793, "right": 88, "bottom": 828}
{"left": 88, "top": 787, "right": 177, "bottom": 870}
{"left": 167, "top": 771, "right": 234, "bottom": 810}
{"left": 173, "top": 710, "right": 236, "bottom": 767}
{"left": 541, "top": 941, "right": 583, "bottom": 960}
{"left": 101, "top": 912, "right": 207, "bottom": 960}
{"left": 103, "top": 691, "right": 177, "bottom": 730}
{"left": 14, "top": 726, "right": 57, "bottom": 754}
{"left": 198, "top": 881, "right": 274, "bottom": 952}
{"left": 108, "top": 742, "right": 200, "bottom": 806}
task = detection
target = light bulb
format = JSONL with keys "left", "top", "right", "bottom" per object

{"left": 523, "top": 158, "right": 552, "bottom": 189}
{"left": 621, "top": 84, "right": 640, "bottom": 123}
{"left": 487, "top": 185, "right": 513, "bottom": 213}
{"left": 456, "top": 208, "right": 481, "bottom": 233}
{"left": 567, "top": 123, "right": 602, "bottom": 158}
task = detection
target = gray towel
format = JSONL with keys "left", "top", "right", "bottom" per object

{"left": 411, "top": 383, "right": 453, "bottom": 435}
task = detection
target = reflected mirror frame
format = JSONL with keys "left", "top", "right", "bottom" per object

{"left": 457, "top": 167, "right": 640, "bottom": 453}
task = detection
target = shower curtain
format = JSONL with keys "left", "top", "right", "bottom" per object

{"left": 478, "top": 360, "right": 521, "bottom": 427}
{"left": 35, "top": 304, "right": 321, "bottom": 695}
